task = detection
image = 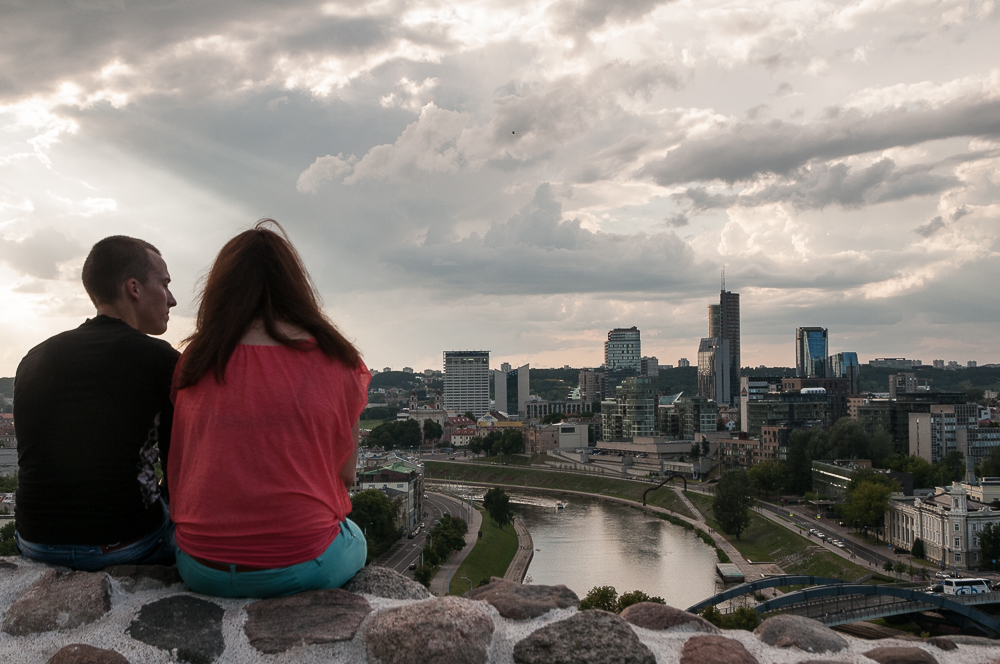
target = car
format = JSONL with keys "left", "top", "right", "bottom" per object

{"left": 407, "top": 531, "right": 416, "bottom": 539}
{"left": 419, "top": 522, "right": 425, "bottom": 528}
{"left": 932, "top": 584, "right": 944, "bottom": 593}
{"left": 834, "top": 541, "right": 845, "bottom": 548}
{"left": 934, "top": 572, "right": 950, "bottom": 579}
{"left": 409, "top": 562, "right": 417, "bottom": 570}
{"left": 816, "top": 533, "right": 826, "bottom": 540}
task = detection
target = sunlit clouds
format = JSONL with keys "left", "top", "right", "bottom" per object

{"left": 0, "top": 0, "right": 998, "bottom": 373}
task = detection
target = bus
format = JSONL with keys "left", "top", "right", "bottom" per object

{"left": 942, "top": 578, "right": 991, "bottom": 595}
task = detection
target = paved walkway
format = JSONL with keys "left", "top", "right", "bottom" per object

{"left": 673, "top": 487, "right": 785, "bottom": 584}
{"left": 429, "top": 498, "right": 483, "bottom": 596}
{"left": 504, "top": 516, "right": 533, "bottom": 583}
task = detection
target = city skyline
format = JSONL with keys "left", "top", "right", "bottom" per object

{"left": 1, "top": 1, "right": 999, "bottom": 376}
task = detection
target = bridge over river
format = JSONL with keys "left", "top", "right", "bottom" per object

{"left": 687, "top": 575, "right": 1000, "bottom": 637}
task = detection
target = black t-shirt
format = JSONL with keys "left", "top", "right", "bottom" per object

{"left": 14, "top": 315, "right": 179, "bottom": 545}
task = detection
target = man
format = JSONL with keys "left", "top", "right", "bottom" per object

{"left": 14, "top": 236, "right": 179, "bottom": 570}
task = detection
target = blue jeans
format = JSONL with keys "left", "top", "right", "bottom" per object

{"left": 16, "top": 501, "right": 176, "bottom": 571}
{"left": 176, "top": 518, "right": 367, "bottom": 598}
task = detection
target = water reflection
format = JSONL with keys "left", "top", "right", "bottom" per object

{"left": 511, "top": 492, "right": 719, "bottom": 609}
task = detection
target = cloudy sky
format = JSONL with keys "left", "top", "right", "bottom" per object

{"left": 1, "top": 0, "right": 998, "bottom": 376}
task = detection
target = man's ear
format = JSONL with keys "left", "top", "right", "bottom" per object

{"left": 123, "top": 277, "right": 143, "bottom": 303}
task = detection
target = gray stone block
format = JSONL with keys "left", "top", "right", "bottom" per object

{"left": 754, "top": 614, "right": 848, "bottom": 653}
{"left": 864, "top": 646, "right": 940, "bottom": 664}
{"left": 47, "top": 643, "right": 131, "bottom": 664}
{"left": 463, "top": 578, "right": 577, "bottom": 620}
{"left": 513, "top": 610, "right": 655, "bottom": 664}
{"left": 244, "top": 588, "right": 371, "bottom": 653}
{"left": 126, "top": 595, "right": 224, "bottom": 664}
{"left": 679, "top": 635, "right": 759, "bottom": 664}
{"left": 620, "top": 602, "right": 720, "bottom": 633}
{"left": 343, "top": 565, "right": 432, "bottom": 600}
{"left": 1, "top": 570, "right": 111, "bottom": 636}
{"left": 366, "top": 596, "right": 494, "bottom": 664}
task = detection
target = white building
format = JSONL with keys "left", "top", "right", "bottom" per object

{"left": 443, "top": 350, "right": 490, "bottom": 417}
{"left": 605, "top": 327, "right": 641, "bottom": 373}
{"left": 886, "top": 481, "right": 1000, "bottom": 572}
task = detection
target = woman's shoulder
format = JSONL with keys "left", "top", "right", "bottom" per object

{"left": 239, "top": 319, "right": 311, "bottom": 346}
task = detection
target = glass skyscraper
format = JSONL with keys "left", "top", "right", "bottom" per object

{"left": 795, "top": 327, "right": 828, "bottom": 378}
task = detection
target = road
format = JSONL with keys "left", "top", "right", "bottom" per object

{"left": 378, "top": 490, "right": 476, "bottom": 579}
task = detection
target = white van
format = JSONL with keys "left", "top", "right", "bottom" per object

{"left": 942, "top": 578, "right": 991, "bottom": 595}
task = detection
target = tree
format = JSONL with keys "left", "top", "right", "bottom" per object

{"left": 934, "top": 450, "right": 966, "bottom": 486}
{"left": 498, "top": 429, "right": 524, "bottom": 456}
{"left": 541, "top": 412, "right": 566, "bottom": 424}
{"left": 712, "top": 470, "right": 755, "bottom": 540}
{"left": 423, "top": 418, "right": 443, "bottom": 442}
{"left": 883, "top": 560, "right": 895, "bottom": 575}
{"left": 464, "top": 411, "right": 476, "bottom": 421}
{"left": 894, "top": 560, "right": 907, "bottom": 579}
{"left": 579, "top": 586, "right": 618, "bottom": 611}
{"left": 483, "top": 487, "right": 514, "bottom": 528}
{"left": 0, "top": 521, "right": 17, "bottom": 556}
{"left": 980, "top": 447, "right": 1000, "bottom": 478}
{"left": 981, "top": 522, "right": 1000, "bottom": 571}
{"left": 350, "top": 490, "right": 403, "bottom": 563}
{"left": 747, "top": 460, "right": 787, "bottom": 499}
{"left": 701, "top": 439, "right": 710, "bottom": 456}
{"left": 911, "top": 538, "right": 926, "bottom": 559}
{"left": 616, "top": 590, "right": 665, "bottom": 612}
{"left": 690, "top": 443, "right": 700, "bottom": 459}
{"left": 845, "top": 480, "right": 895, "bottom": 536}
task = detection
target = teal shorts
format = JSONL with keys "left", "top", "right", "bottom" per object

{"left": 176, "top": 518, "right": 367, "bottom": 598}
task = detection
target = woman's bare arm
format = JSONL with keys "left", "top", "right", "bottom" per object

{"left": 340, "top": 420, "right": 360, "bottom": 490}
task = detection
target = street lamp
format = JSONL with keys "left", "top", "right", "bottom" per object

{"left": 462, "top": 576, "right": 473, "bottom": 593}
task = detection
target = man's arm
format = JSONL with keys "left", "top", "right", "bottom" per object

{"left": 340, "top": 419, "right": 360, "bottom": 491}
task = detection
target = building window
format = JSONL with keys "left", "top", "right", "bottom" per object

{"left": 955, "top": 537, "right": 961, "bottom": 547}
{"left": 956, "top": 553, "right": 962, "bottom": 562}
{"left": 955, "top": 523, "right": 960, "bottom": 531}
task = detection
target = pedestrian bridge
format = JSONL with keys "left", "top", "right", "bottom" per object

{"left": 687, "top": 575, "right": 1000, "bottom": 637}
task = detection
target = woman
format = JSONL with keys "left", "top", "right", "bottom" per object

{"left": 168, "top": 221, "right": 369, "bottom": 598}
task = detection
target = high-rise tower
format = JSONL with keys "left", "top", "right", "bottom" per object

{"left": 795, "top": 328, "right": 828, "bottom": 378}
{"left": 444, "top": 350, "right": 490, "bottom": 417}
{"left": 604, "top": 327, "right": 641, "bottom": 373}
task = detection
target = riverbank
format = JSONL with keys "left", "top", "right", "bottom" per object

{"left": 445, "top": 507, "right": 519, "bottom": 595}
{"left": 424, "top": 461, "right": 695, "bottom": 519}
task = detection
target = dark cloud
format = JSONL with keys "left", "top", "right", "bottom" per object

{"left": 641, "top": 96, "right": 1000, "bottom": 185}
{"left": 664, "top": 212, "right": 688, "bottom": 227}
{"left": 548, "top": 0, "right": 672, "bottom": 38}
{"left": 384, "top": 184, "right": 703, "bottom": 295}
{"left": 0, "top": 229, "right": 83, "bottom": 279}
{"left": 913, "top": 216, "right": 946, "bottom": 238}
{"left": 0, "top": 1, "right": 405, "bottom": 101}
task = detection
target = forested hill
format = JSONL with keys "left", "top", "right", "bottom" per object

{"left": 0, "top": 378, "right": 12, "bottom": 398}
{"left": 858, "top": 365, "right": 1000, "bottom": 394}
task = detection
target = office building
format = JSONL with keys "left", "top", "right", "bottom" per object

{"left": 795, "top": 327, "right": 828, "bottom": 378}
{"left": 697, "top": 337, "right": 730, "bottom": 404}
{"left": 856, "top": 392, "right": 968, "bottom": 455}
{"left": 739, "top": 375, "right": 788, "bottom": 433}
{"left": 678, "top": 358, "right": 690, "bottom": 368}
{"left": 708, "top": 304, "right": 720, "bottom": 339}
{"left": 933, "top": 359, "right": 945, "bottom": 369}
{"left": 601, "top": 376, "right": 656, "bottom": 441}
{"left": 889, "top": 373, "right": 918, "bottom": 398}
{"left": 780, "top": 377, "right": 851, "bottom": 424}
{"left": 493, "top": 364, "right": 529, "bottom": 416}
{"left": 719, "top": 289, "right": 741, "bottom": 404}
{"left": 579, "top": 370, "right": 604, "bottom": 410}
{"left": 641, "top": 356, "right": 659, "bottom": 378}
{"left": 443, "top": 350, "right": 490, "bottom": 417}
{"left": 909, "top": 403, "right": 992, "bottom": 464}
{"left": 745, "top": 391, "right": 830, "bottom": 438}
{"left": 827, "top": 352, "right": 860, "bottom": 394}
{"left": 605, "top": 327, "right": 641, "bottom": 373}
{"left": 658, "top": 396, "right": 718, "bottom": 440}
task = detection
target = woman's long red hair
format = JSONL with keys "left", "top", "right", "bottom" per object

{"left": 176, "top": 220, "right": 361, "bottom": 388}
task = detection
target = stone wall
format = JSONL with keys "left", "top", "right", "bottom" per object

{"left": 1, "top": 557, "right": 998, "bottom": 664}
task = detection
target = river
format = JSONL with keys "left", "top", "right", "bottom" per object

{"left": 430, "top": 483, "right": 720, "bottom": 609}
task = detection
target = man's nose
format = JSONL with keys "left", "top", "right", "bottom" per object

{"left": 167, "top": 291, "right": 178, "bottom": 308}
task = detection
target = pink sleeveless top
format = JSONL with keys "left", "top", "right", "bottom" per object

{"left": 168, "top": 344, "right": 369, "bottom": 567}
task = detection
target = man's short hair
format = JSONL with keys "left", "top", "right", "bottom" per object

{"left": 82, "top": 236, "right": 162, "bottom": 306}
